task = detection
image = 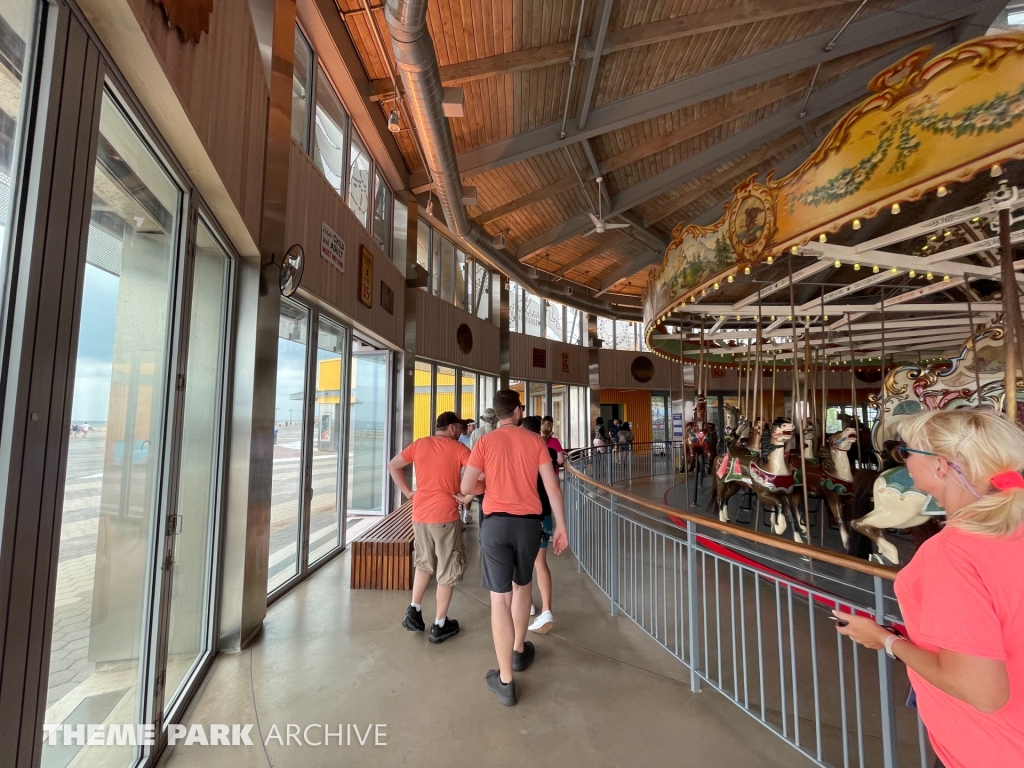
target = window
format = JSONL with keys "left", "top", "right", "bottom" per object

{"left": 436, "top": 365, "right": 456, "bottom": 414}
{"left": 567, "top": 307, "right": 582, "bottom": 345}
{"left": 291, "top": 28, "right": 314, "bottom": 150}
{"left": 524, "top": 291, "right": 542, "bottom": 337}
{"left": 439, "top": 237, "right": 455, "bottom": 302}
{"left": 474, "top": 262, "right": 490, "bottom": 320}
{"left": 347, "top": 128, "right": 371, "bottom": 228}
{"left": 508, "top": 281, "right": 521, "bottom": 332}
{"left": 413, "top": 360, "right": 433, "bottom": 439}
{"left": 461, "top": 371, "right": 476, "bottom": 421}
{"left": 597, "top": 316, "right": 614, "bottom": 349}
{"left": 616, "top": 320, "right": 637, "bottom": 351}
{"left": 310, "top": 317, "right": 348, "bottom": 563}
{"left": 545, "top": 300, "right": 563, "bottom": 341}
{"left": 455, "top": 249, "right": 468, "bottom": 310}
{"left": 312, "top": 66, "right": 347, "bottom": 194}
{"left": 372, "top": 168, "right": 390, "bottom": 254}
{"left": 416, "top": 218, "right": 430, "bottom": 281}
{"left": 392, "top": 199, "right": 408, "bottom": 265}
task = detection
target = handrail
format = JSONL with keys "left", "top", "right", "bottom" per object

{"left": 564, "top": 443, "right": 899, "bottom": 581}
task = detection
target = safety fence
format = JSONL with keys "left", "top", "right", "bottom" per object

{"left": 564, "top": 442, "right": 930, "bottom": 768}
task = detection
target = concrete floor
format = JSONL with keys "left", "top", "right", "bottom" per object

{"left": 161, "top": 520, "right": 816, "bottom": 768}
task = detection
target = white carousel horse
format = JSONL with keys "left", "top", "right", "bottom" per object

{"left": 852, "top": 465, "right": 944, "bottom": 565}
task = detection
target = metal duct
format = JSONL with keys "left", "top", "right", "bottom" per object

{"left": 384, "top": 0, "right": 642, "bottom": 321}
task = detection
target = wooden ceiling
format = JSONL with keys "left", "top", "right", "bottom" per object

{"left": 338, "top": 0, "right": 1002, "bottom": 301}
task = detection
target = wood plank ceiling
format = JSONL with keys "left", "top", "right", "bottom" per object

{"left": 337, "top": 0, "right": 993, "bottom": 300}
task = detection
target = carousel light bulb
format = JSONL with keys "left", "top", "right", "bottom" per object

{"left": 937, "top": 185, "right": 948, "bottom": 197}
{"left": 823, "top": 315, "right": 829, "bottom": 321}
{"left": 943, "top": 274, "right": 950, "bottom": 282}
{"left": 819, "top": 233, "right": 827, "bottom": 243}
{"left": 852, "top": 219, "right": 861, "bottom": 230}
{"left": 972, "top": 216, "right": 981, "bottom": 223}
{"left": 728, "top": 275, "right": 734, "bottom": 283}
{"left": 854, "top": 263, "right": 861, "bottom": 271}
{"left": 834, "top": 260, "right": 842, "bottom": 268}
{"left": 991, "top": 163, "right": 1003, "bottom": 177}
{"left": 944, "top": 230, "right": 951, "bottom": 237}
{"left": 702, "top": 289, "right": 707, "bottom": 296}
{"left": 787, "top": 315, "right": 792, "bottom": 321}
{"left": 891, "top": 268, "right": 898, "bottom": 274}
{"left": 713, "top": 282, "right": 720, "bottom": 290}
{"left": 744, "top": 266, "right": 751, "bottom": 275}
{"left": 767, "top": 256, "right": 774, "bottom": 264}
{"left": 909, "top": 270, "right": 916, "bottom": 277}
{"left": 926, "top": 272, "right": 933, "bottom": 280}
{"left": 872, "top": 265, "right": 879, "bottom": 273}
{"left": 891, "top": 203, "right": 901, "bottom": 215}
{"left": 771, "top": 316, "right": 776, "bottom": 321}
{"left": 736, "top": 315, "right": 741, "bottom": 321}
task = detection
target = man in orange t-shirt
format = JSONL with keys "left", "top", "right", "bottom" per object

{"left": 388, "top": 412, "right": 471, "bottom": 644}
{"left": 460, "top": 390, "right": 568, "bottom": 706}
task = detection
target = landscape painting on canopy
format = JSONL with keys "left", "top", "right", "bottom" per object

{"left": 643, "top": 32, "right": 1024, "bottom": 338}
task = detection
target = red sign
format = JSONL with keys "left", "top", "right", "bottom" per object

{"left": 358, "top": 246, "right": 373, "bottom": 308}
{"left": 532, "top": 348, "right": 547, "bottom": 368}
{"left": 562, "top": 352, "right": 570, "bottom": 373}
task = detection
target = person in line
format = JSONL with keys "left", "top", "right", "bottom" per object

{"left": 459, "top": 420, "right": 475, "bottom": 447}
{"left": 387, "top": 411, "right": 472, "bottom": 644}
{"left": 540, "top": 416, "right": 565, "bottom": 471}
{"left": 593, "top": 417, "right": 608, "bottom": 452}
{"left": 523, "top": 416, "right": 558, "bottom": 634}
{"left": 833, "top": 409, "right": 1023, "bottom": 768}
{"left": 468, "top": 408, "right": 498, "bottom": 523}
{"left": 618, "top": 421, "right": 634, "bottom": 452}
{"left": 608, "top": 418, "right": 621, "bottom": 449}
{"left": 460, "top": 390, "right": 568, "bottom": 706}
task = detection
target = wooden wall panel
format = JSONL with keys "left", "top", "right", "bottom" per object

{"left": 597, "top": 349, "right": 680, "bottom": 391}
{"left": 414, "top": 290, "right": 501, "bottom": 372}
{"left": 599, "top": 389, "right": 654, "bottom": 445}
{"left": 122, "top": 0, "right": 267, "bottom": 241}
{"left": 285, "top": 144, "right": 405, "bottom": 348}
{"left": 509, "top": 334, "right": 588, "bottom": 384}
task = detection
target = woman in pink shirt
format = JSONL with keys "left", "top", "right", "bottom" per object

{"left": 540, "top": 416, "right": 564, "bottom": 471}
{"left": 834, "top": 409, "right": 1024, "bottom": 768}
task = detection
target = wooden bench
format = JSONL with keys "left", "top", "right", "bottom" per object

{"left": 350, "top": 503, "right": 415, "bottom": 590}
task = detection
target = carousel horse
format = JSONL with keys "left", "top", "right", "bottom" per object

{"left": 851, "top": 464, "right": 945, "bottom": 565}
{"left": 710, "top": 417, "right": 807, "bottom": 542}
{"left": 802, "top": 428, "right": 862, "bottom": 550}
{"left": 685, "top": 394, "right": 719, "bottom": 474}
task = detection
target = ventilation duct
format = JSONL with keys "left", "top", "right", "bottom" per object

{"left": 384, "top": 0, "right": 642, "bottom": 322}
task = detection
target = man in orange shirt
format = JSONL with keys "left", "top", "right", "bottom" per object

{"left": 460, "top": 390, "right": 568, "bottom": 706}
{"left": 388, "top": 411, "right": 472, "bottom": 644}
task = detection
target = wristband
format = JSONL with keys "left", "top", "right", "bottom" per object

{"left": 884, "top": 633, "right": 902, "bottom": 659}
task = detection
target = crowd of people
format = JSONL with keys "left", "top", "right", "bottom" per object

{"left": 387, "top": 390, "right": 568, "bottom": 706}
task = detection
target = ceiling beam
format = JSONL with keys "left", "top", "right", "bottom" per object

{"left": 475, "top": 176, "right": 578, "bottom": 226}
{"left": 408, "top": 0, "right": 980, "bottom": 187}
{"left": 553, "top": 231, "right": 628, "bottom": 278}
{"left": 371, "top": 0, "right": 851, "bottom": 102}
{"left": 576, "top": 0, "right": 615, "bottom": 132}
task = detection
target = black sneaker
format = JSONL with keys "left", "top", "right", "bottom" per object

{"left": 402, "top": 605, "right": 425, "bottom": 632}
{"left": 428, "top": 617, "right": 460, "bottom": 644}
{"left": 485, "top": 669, "right": 517, "bottom": 706}
{"left": 512, "top": 640, "right": 535, "bottom": 672}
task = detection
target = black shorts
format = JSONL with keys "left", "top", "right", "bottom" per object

{"left": 479, "top": 515, "right": 542, "bottom": 593}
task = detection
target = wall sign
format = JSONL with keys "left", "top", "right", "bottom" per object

{"left": 321, "top": 222, "right": 345, "bottom": 274}
{"left": 672, "top": 413, "right": 683, "bottom": 438}
{"left": 359, "top": 246, "right": 373, "bottom": 308}
{"left": 532, "top": 348, "right": 547, "bottom": 368}
{"left": 380, "top": 281, "right": 394, "bottom": 315}
{"left": 561, "top": 352, "right": 570, "bottom": 373}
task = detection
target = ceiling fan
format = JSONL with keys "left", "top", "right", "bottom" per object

{"left": 585, "top": 176, "right": 630, "bottom": 236}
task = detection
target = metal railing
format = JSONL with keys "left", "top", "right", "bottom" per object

{"left": 564, "top": 442, "right": 931, "bottom": 768}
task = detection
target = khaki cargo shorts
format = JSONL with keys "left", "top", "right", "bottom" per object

{"left": 412, "top": 521, "right": 467, "bottom": 587}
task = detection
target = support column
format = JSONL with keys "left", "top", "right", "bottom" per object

{"left": 498, "top": 275, "right": 510, "bottom": 389}
{"left": 400, "top": 198, "right": 419, "bottom": 454}
{"left": 588, "top": 313, "right": 602, "bottom": 434}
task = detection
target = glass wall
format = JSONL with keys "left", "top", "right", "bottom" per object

{"left": 570, "top": 386, "right": 589, "bottom": 448}
{"left": 436, "top": 365, "right": 456, "bottom": 414}
{"left": 413, "top": 360, "right": 432, "bottom": 439}
{"left": 270, "top": 299, "right": 309, "bottom": 592}
{"left": 291, "top": 28, "right": 314, "bottom": 150}
{"left": 546, "top": 301, "right": 563, "bottom": 341}
{"left": 393, "top": 198, "right": 408, "bottom": 265}
{"left": 347, "top": 340, "right": 389, "bottom": 514}
{"left": 347, "top": 129, "right": 371, "bottom": 228}
{"left": 310, "top": 318, "right": 347, "bottom": 564}
{"left": 372, "top": 168, "right": 391, "bottom": 255}
{"left": 524, "top": 291, "right": 542, "bottom": 337}
{"left": 461, "top": 371, "right": 476, "bottom": 422}
{"left": 414, "top": 361, "right": 497, "bottom": 441}
{"left": 312, "top": 65, "right": 347, "bottom": 196}
{"left": 551, "top": 384, "right": 568, "bottom": 445}
{"left": 597, "top": 316, "right": 615, "bottom": 348}
{"left": 528, "top": 381, "right": 547, "bottom": 418}
{"left": 567, "top": 307, "right": 582, "bottom": 344}
{"left": 415, "top": 218, "right": 492, "bottom": 320}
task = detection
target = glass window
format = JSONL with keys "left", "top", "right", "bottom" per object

{"left": 439, "top": 236, "right": 455, "bottom": 303}
{"left": 312, "top": 66, "right": 347, "bottom": 195}
{"left": 436, "top": 365, "right": 456, "bottom": 415}
{"left": 310, "top": 317, "right": 347, "bottom": 564}
{"left": 545, "top": 300, "right": 563, "bottom": 341}
{"left": 508, "top": 281, "right": 520, "bottom": 332}
{"left": 270, "top": 299, "right": 309, "bottom": 592}
{"left": 570, "top": 386, "right": 588, "bottom": 449}
{"left": 567, "top": 307, "right": 582, "bottom": 345}
{"left": 551, "top": 384, "right": 567, "bottom": 446}
{"left": 640, "top": 326, "right": 651, "bottom": 352}
{"left": 455, "top": 249, "right": 468, "bottom": 310}
{"left": 597, "top": 316, "right": 614, "bottom": 349}
{"left": 45, "top": 91, "right": 183, "bottom": 767}
{"left": 616, "top": 320, "right": 636, "bottom": 351}
{"left": 372, "top": 168, "right": 390, "bottom": 254}
{"left": 163, "top": 221, "right": 230, "bottom": 709}
{"left": 509, "top": 379, "right": 525, "bottom": 409}
{"left": 0, "top": 0, "right": 36, "bottom": 307}
{"left": 430, "top": 229, "right": 441, "bottom": 296}
{"left": 291, "top": 27, "right": 314, "bottom": 150}
{"left": 347, "top": 129, "right": 371, "bottom": 228}
{"left": 528, "top": 382, "right": 547, "bottom": 417}
{"left": 416, "top": 218, "right": 430, "bottom": 286}
{"left": 479, "top": 374, "right": 496, "bottom": 417}
{"left": 413, "top": 360, "right": 433, "bottom": 440}
{"left": 524, "top": 291, "right": 542, "bottom": 337}
{"left": 474, "top": 263, "right": 490, "bottom": 320}
{"left": 347, "top": 342, "right": 388, "bottom": 513}
{"left": 460, "top": 371, "right": 476, "bottom": 422}
{"left": 392, "top": 199, "right": 408, "bottom": 265}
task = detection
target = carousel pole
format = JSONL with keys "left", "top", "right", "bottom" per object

{"left": 755, "top": 294, "right": 763, "bottom": 426}
{"left": 745, "top": 342, "right": 752, "bottom": 418}
{"left": 820, "top": 289, "right": 828, "bottom": 447}
{"left": 698, "top": 318, "right": 706, "bottom": 397}
{"left": 846, "top": 314, "right": 862, "bottom": 460}
{"left": 1000, "top": 208, "right": 1023, "bottom": 422}
{"left": 788, "top": 253, "right": 811, "bottom": 539}
{"left": 879, "top": 289, "right": 886, "bottom": 445}
{"left": 680, "top": 317, "right": 690, "bottom": 490}
{"left": 964, "top": 274, "right": 984, "bottom": 405}
{"left": 771, "top": 354, "right": 778, "bottom": 421}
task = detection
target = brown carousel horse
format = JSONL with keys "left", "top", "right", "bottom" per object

{"left": 801, "top": 427, "right": 864, "bottom": 550}
{"left": 685, "top": 395, "right": 719, "bottom": 502}
{"left": 709, "top": 417, "right": 807, "bottom": 543}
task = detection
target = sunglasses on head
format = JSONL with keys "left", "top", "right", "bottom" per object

{"left": 896, "top": 444, "right": 937, "bottom": 458}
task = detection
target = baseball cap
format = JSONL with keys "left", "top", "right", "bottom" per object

{"left": 436, "top": 411, "right": 471, "bottom": 429}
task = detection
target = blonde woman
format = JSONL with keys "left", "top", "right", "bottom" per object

{"left": 834, "top": 409, "right": 1024, "bottom": 768}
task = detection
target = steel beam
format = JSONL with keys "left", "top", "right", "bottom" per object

{"left": 577, "top": 0, "right": 614, "bottom": 132}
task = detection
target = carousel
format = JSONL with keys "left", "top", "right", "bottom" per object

{"left": 642, "top": 32, "right": 1024, "bottom": 566}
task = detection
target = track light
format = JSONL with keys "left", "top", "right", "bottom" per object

{"left": 891, "top": 203, "right": 901, "bottom": 215}
{"left": 425, "top": 198, "right": 434, "bottom": 217}
{"left": 387, "top": 110, "right": 401, "bottom": 133}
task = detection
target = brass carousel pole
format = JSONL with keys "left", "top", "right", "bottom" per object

{"left": 755, "top": 293, "right": 763, "bottom": 427}
{"left": 820, "top": 289, "right": 828, "bottom": 447}
{"left": 999, "top": 208, "right": 1023, "bottom": 422}
{"left": 964, "top": 274, "right": 983, "bottom": 405}
{"left": 680, "top": 316, "right": 689, "bottom": 489}
{"left": 771, "top": 354, "right": 778, "bottom": 422}
{"left": 788, "top": 253, "right": 811, "bottom": 538}
{"left": 846, "top": 314, "right": 862, "bottom": 462}
{"left": 879, "top": 289, "right": 886, "bottom": 447}
{"left": 698, "top": 318, "right": 706, "bottom": 397}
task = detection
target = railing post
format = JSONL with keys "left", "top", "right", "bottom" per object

{"left": 609, "top": 495, "right": 618, "bottom": 616}
{"left": 874, "top": 575, "right": 898, "bottom": 768}
{"left": 686, "top": 519, "right": 701, "bottom": 693}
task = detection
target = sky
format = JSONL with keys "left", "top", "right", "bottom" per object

{"left": 70, "top": 263, "right": 120, "bottom": 422}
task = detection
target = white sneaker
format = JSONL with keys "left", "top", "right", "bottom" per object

{"left": 528, "top": 610, "right": 554, "bottom": 634}
{"left": 529, "top": 604, "right": 535, "bottom": 616}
